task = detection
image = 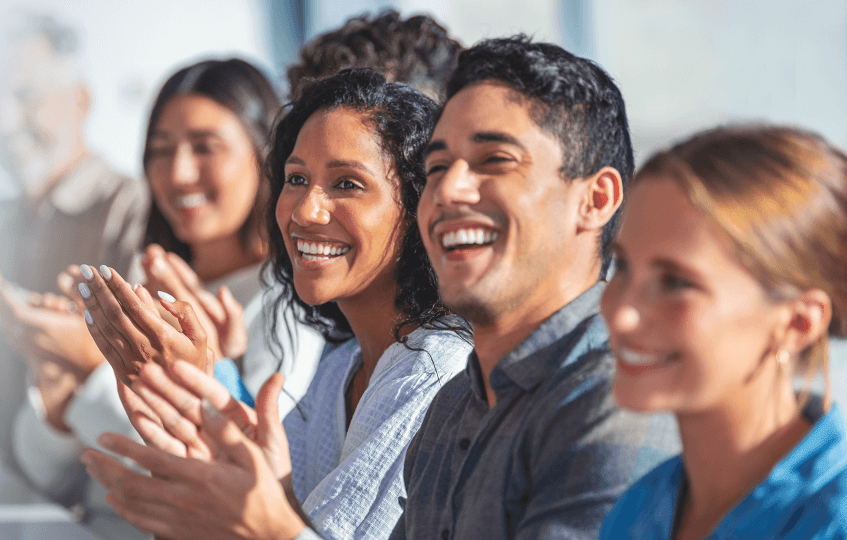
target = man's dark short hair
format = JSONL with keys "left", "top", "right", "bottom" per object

{"left": 445, "top": 35, "right": 634, "bottom": 275}
{"left": 286, "top": 9, "right": 462, "bottom": 100}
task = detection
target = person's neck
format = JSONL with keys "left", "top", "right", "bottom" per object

{"left": 674, "top": 381, "right": 809, "bottom": 540}
{"left": 190, "top": 234, "right": 265, "bottom": 283}
{"left": 472, "top": 265, "right": 600, "bottom": 408}
{"left": 26, "top": 146, "right": 89, "bottom": 204}
{"left": 338, "top": 286, "right": 405, "bottom": 380}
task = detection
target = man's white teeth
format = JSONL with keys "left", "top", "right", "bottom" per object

{"left": 296, "top": 239, "right": 350, "bottom": 258}
{"left": 618, "top": 348, "right": 662, "bottom": 366}
{"left": 174, "top": 193, "right": 208, "bottom": 209}
{"left": 441, "top": 228, "right": 498, "bottom": 249}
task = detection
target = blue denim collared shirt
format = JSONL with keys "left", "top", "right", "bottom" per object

{"left": 389, "top": 282, "right": 680, "bottom": 540}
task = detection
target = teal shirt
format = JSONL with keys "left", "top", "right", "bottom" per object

{"left": 600, "top": 399, "right": 847, "bottom": 539}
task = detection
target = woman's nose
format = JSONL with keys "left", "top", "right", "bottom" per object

{"left": 292, "top": 186, "right": 330, "bottom": 226}
{"left": 171, "top": 145, "right": 200, "bottom": 187}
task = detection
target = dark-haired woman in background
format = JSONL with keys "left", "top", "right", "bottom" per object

{"left": 78, "top": 69, "right": 472, "bottom": 540}
{"left": 13, "top": 59, "right": 324, "bottom": 539}
{"left": 599, "top": 126, "right": 847, "bottom": 539}
{"left": 129, "top": 58, "right": 323, "bottom": 404}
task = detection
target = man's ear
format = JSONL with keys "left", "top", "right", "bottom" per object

{"left": 782, "top": 288, "right": 832, "bottom": 355}
{"left": 576, "top": 166, "right": 624, "bottom": 232}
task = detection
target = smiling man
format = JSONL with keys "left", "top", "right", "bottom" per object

{"left": 389, "top": 36, "right": 679, "bottom": 540}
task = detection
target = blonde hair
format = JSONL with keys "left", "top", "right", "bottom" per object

{"left": 636, "top": 125, "right": 847, "bottom": 408}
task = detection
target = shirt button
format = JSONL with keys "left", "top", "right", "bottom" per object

{"left": 441, "top": 529, "right": 449, "bottom": 540}
{"left": 459, "top": 438, "right": 471, "bottom": 450}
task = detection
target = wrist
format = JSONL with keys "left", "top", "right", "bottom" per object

{"left": 35, "top": 366, "right": 80, "bottom": 433}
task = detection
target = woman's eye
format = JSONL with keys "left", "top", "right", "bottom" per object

{"left": 285, "top": 174, "right": 307, "bottom": 186}
{"left": 661, "top": 274, "right": 694, "bottom": 291}
{"left": 336, "top": 178, "right": 362, "bottom": 190}
{"left": 148, "top": 146, "right": 174, "bottom": 158}
{"left": 426, "top": 164, "right": 447, "bottom": 177}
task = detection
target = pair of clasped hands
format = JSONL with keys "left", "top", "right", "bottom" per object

{"left": 72, "top": 251, "right": 307, "bottom": 540}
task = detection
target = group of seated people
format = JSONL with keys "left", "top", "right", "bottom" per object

{"left": 1, "top": 9, "right": 846, "bottom": 540}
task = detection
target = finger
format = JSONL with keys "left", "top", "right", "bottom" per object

{"left": 79, "top": 264, "right": 151, "bottom": 375}
{"left": 146, "top": 253, "right": 203, "bottom": 309}
{"left": 116, "top": 379, "right": 162, "bottom": 428}
{"left": 82, "top": 448, "right": 155, "bottom": 492}
{"left": 134, "top": 284, "right": 158, "bottom": 311}
{"left": 97, "top": 265, "right": 170, "bottom": 339}
{"left": 168, "top": 361, "right": 257, "bottom": 433}
{"left": 83, "top": 311, "right": 136, "bottom": 386}
{"left": 131, "top": 378, "right": 207, "bottom": 457}
{"left": 200, "top": 399, "right": 259, "bottom": 469}
{"left": 96, "top": 432, "right": 201, "bottom": 480}
{"left": 157, "top": 295, "right": 206, "bottom": 351}
{"left": 218, "top": 285, "right": 244, "bottom": 325}
{"left": 166, "top": 253, "right": 226, "bottom": 324}
{"left": 82, "top": 447, "right": 194, "bottom": 511}
{"left": 41, "top": 293, "right": 70, "bottom": 312}
{"left": 58, "top": 266, "right": 86, "bottom": 312}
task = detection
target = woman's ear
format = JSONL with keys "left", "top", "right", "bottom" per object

{"left": 783, "top": 288, "right": 832, "bottom": 354}
{"left": 576, "top": 166, "right": 624, "bottom": 232}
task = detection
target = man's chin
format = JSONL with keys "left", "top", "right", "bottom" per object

{"left": 442, "top": 294, "right": 499, "bottom": 326}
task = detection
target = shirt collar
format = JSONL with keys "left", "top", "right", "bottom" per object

{"left": 49, "top": 154, "right": 121, "bottom": 215}
{"left": 466, "top": 281, "right": 606, "bottom": 401}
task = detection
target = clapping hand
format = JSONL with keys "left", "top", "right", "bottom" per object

{"left": 78, "top": 264, "right": 210, "bottom": 385}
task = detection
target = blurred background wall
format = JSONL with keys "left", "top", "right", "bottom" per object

{"left": 2, "top": 0, "right": 844, "bottom": 183}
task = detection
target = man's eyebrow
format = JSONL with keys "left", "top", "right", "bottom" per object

{"left": 423, "top": 140, "right": 447, "bottom": 159}
{"left": 423, "top": 132, "right": 526, "bottom": 160}
{"left": 471, "top": 131, "right": 526, "bottom": 150}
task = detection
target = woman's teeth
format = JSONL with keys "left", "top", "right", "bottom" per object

{"left": 618, "top": 348, "right": 663, "bottom": 366}
{"left": 296, "top": 239, "right": 350, "bottom": 260}
{"left": 174, "top": 193, "right": 208, "bottom": 209}
{"left": 441, "top": 228, "right": 498, "bottom": 249}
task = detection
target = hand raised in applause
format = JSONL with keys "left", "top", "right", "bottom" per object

{"left": 83, "top": 363, "right": 306, "bottom": 540}
{"left": 78, "top": 263, "right": 210, "bottom": 385}
{"left": 142, "top": 244, "right": 247, "bottom": 362}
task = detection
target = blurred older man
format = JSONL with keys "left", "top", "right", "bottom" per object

{"left": 0, "top": 12, "right": 147, "bottom": 508}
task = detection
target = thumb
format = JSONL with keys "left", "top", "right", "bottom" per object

{"left": 200, "top": 398, "right": 257, "bottom": 469}
{"left": 255, "top": 373, "right": 292, "bottom": 480}
{"left": 256, "top": 373, "right": 285, "bottom": 440}
{"left": 157, "top": 292, "right": 206, "bottom": 348}
{"left": 218, "top": 286, "right": 244, "bottom": 323}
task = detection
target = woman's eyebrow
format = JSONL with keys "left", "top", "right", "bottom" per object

{"left": 326, "top": 159, "right": 375, "bottom": 176}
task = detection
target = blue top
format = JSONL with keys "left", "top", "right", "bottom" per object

{"left": 390, "top": 283, "right": 680, "bottom": 540}
{"left": 600, "top": 399, "right": 847, "bottom": 539}
{"left": 214, "top": 358, "right": 255, "bottom": 408}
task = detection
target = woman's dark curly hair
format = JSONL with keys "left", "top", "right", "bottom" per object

{"left": 265, "top": 68, "right": 470, "bottom": 346}
{"left": 142, "top": 58, "right": 281, "bottom": 262}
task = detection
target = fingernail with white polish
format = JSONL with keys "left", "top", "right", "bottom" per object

{"left": 80, "top": 264, "right": 94, "bottom": 280}
{"left": 84, "top": 310, "right": 94, "bottom": 325}
{"left": 157, "top": 291, "right": 175, "bottom": 303}
{"left": 99, "top": 265, "right": 112, "bottom": 280}
{"left": 78, "top": 282, "right": 90, "bottom": 299}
